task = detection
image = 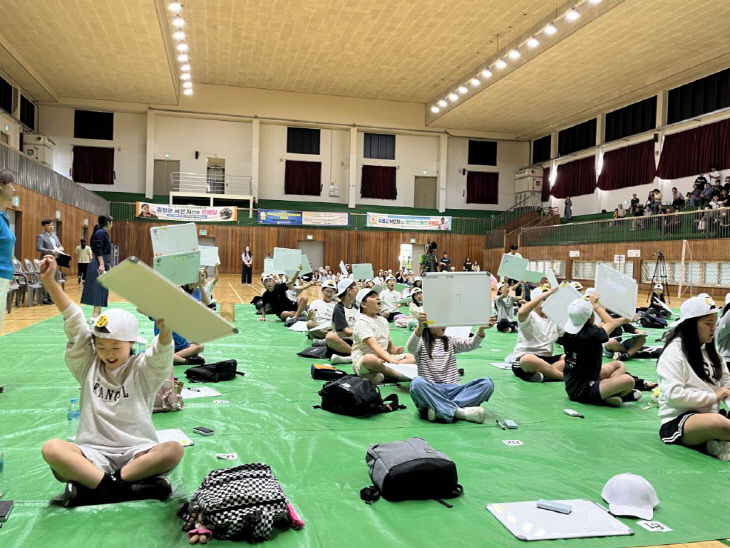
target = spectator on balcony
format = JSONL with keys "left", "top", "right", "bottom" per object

{"left": 695, "top": 173, "right": 709, "bottom": 187}
{"left": 564, "top": 196, "right": 573, "bottom": 221}
{"left": 724, "top": 176, "right": 730, "bottom": 192}
{"left": 630, "top": 193, "right": 640, "bottom": 214}
{"left": 687, "top": 183, "right": 702, "bottom": 207}
{"left": 701, "top": 182, "right": 714, "bottom": 204}
{"left": 632, "top": 205, "right": 647, "bottom": 230}
{"left": 649, "top": 190, "right": 663, "bottom": 214}
{"left": 709, "top": 166, "right": 721, "bottom": 181}
{"left": 617, "top": 204, "right": 626, "bottom": 219}
{"left": 713, "top": 179, "right": 723, "bottom": 197}
{"left": 671, "top": 187, "right": 685, "bottom": 208}
{"left": 721, "top": 189, "right": 730, "bottom": 208}
{"left": 693, "top": 207, "right": 708, "bottom": 233}
{"left": 609, "top": 208, "right": 619, "bottom": 227}
{"left": 508, "top": 244, "right": 522, "bottom": 258}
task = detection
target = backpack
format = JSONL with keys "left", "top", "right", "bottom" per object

{"left": 361, "top": 437, "right": 463, "bottom": 504}
{"left": 315, "top": 375, "right": 405, "bottom": 417}
{"left": 178, "top": 463, "right": 299, "bottom": 542}
{"left": 310, "top": 363, "right": 348, "bottom": 381}
{"left": 185, "top": 360, "right": 244, "bottom": 383}
{"left": 638, "top": 311, "right": 668, "bottom": 329}
{"left": 153, "top": 369, "right": 184, "bottom": 413}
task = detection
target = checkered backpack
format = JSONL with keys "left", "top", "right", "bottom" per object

{"left": 179, "top": 463, "right": 293, "bottom": 542}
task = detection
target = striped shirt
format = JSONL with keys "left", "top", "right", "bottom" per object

{"left": 406, "top": 331, "right": 483, "bottom": 384}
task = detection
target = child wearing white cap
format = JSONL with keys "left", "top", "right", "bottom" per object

{"left": 350, "top": 288, "right": 415, "bottom": 383}
{"left": 561, "top": 292, "right": 639, "bottom": 407}
{"left": 657, "top": 296, "right": 730, "bottom": 460}
{"left": 648, "top": 284, "right": 673, "bottom": 318}
{"left": 326, "top": 279, "right": 360, "bottom": 364}
{"left": 379, "top": 276, "right": 401, "bottom": 321}
{"left": 408, "top": 288, "right": 424, "bottom": 320}
{"left": 306, "top": 279, "right": 337, "bottom": 340}
{"left": 507, "top": 286, "right": 565, "bottom": 382}
{"left": 38, "top": 256, "right": 183, "bottom": 507}
{"left": 259, "top": 265, "right": 308, "bottom": 322}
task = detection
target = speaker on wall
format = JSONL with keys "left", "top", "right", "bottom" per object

{"left": 195, "top": 150, "right": 199, "bottom": 159}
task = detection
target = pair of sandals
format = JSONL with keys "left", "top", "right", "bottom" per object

{"left": 188, "top": 527, "right": 212, "bottom": 544}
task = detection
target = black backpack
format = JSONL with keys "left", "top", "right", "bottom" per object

{"left": 638, "top": 311, "right": 668, "bottom": 329}
{"left": 185, "top": 360, "right": 244, "bottom": 383}
{"left": 315, "top": 375, "right": 405, "bottom": 417}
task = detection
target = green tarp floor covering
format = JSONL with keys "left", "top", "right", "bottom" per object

{"left": 0, "top": 303, "right": 728, "bottom": 547}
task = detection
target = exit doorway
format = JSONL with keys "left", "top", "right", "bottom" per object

{"left": 153, "top": 159, "right": 180, "bottom": 195}
{"left": 413, "top": 176, "right": 437, "bottom": 209}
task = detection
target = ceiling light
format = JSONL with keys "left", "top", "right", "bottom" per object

{"left": 527, "top": 37, "right": 540, "bottom": 49}
{"left": 448, "top": 93, "right": 458, "bottom": 102}
{"left": 180, "top": 63, "right": 191, "bottom": 72}
{"left": 457, "top": 85, "right": 468, "bottom": 94}
{"left": 183, "top": 88, "right": 194, "bottom": 96}
{"left": 180, "top": 72, "right": 191, "bottom": 80}
{"left": 173, "top": 17, "right": 185, "bottom": 27}
{"left": 481, "top": 68, "right": 492, "bottom": 79}
{"left": 183, "top": 81, "right": 193, "bottom": 88}
{"left": 588, "top": 0, "right": 602, "bottom": 3}
{"left": 176, "top": 43, "right": 189, "bottom": 52}
{"left": 508, "top": 48, "right": 520, "bottom": 60}
{"left": 437, "top": 99, "right": 448, "bottom": 108}
{"left": 470, "top": 77, "right": 480, "bottom": 87}
{"left": 430, "top": 106, "right": 440, "bottom": 114}
{"left": 168, "top": 2, "right": 182, "bottom": 13}
{"left": 177, "top": 53, "right": 189, "bottom": 62}
{"left": 495, "top": 58, "right": 507, "bottom": 70}
{"left": 565, "top": 8, "right": 580, "bottom": 21}
{"left": 173, "top": 30, "right": 185, "bottom": 40}
{"left": 544, "top": 22, "right": 557, "bottom": 35}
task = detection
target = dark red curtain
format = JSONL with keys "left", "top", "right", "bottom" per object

{"left": 656, "top": 117, "right": 730, "bottom": 179}
{"left": 72, "top": 146, "right": 114, "bottom": 185}
{"left": 597, "top": 140, "right": 656, "bottom": 190}
{"left": 541, "top": 167, "right": 551, "bottom": 202}
{"left": 361, "top": 165, "right": 397, "bottom": 199}
{"left": 466, "top": 171, "right": 499, "bottom": 204}
{"left": 284, "top": 160, "right": 321, "bottom": 196}
{"left": 550, "top": 156, "right": 596, "bottom": 199}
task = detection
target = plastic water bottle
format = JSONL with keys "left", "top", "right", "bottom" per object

{"left": 135, "top": 330, "right": 147, "bottom": 355}
{"left": 0, "top": 449, "right": 4, "bottom": 497}
{"left": 67, "top": 398, "right": 80, "bottom": 441}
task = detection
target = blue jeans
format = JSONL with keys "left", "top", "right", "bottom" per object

{"left": 410, "top": 376, "right": 494, "bottom": 422}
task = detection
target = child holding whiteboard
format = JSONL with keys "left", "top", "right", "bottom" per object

{"left": 561, "top": 293, "right": 640, "bottom": 407}
{"left": 494, "top": 283, "right": 518, "bottom": 333}
{"left": 648, "top": 283, "right": 673, "bottom": 318}
{"left": 351, "top": 289, "right": 415, "bottom": 383}
{"left": 508, "top": 286, "right": 565, "bottom": 382}
{"left": 407, "top": 312, "right": 495, "bottom": 423}
{"left": 657, "top": 296, "right": 730, "bottom": 460}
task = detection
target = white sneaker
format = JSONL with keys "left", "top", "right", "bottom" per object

{"left": 427, "top": 408, "right": 437, "bottom": 422}
{"left": 454, "top": 406, "right": 486, "bottom": 424}
{"left": 330, "top": 354, "right": 352, "bottom": 365}
{"left": 312, "top": 339, "right": 327, "bottom": 347}
{"left": 707, "top": 440, "right": 730, "bottom": 461}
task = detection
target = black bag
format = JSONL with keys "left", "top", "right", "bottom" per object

{"left": 185, "top": 360, "right": 244, "bottom": 383}
{"left": 310, "top": 363, "right": 348, "bottom": 380}
{"left": 178, "top": 463, "right": 297, "bottom": 542}
{"left": 361, "top": 437, "right": 462, "bottom": 504}
{"left": 638, "top": 311, "right": 668, "bottom": 329}
{"left": 297, "top": 345, "right": 331, "bottom": 359}
{"left": 315, "top": 375, "right": 405, "bottom": 417}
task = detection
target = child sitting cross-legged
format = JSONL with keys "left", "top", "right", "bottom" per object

{"left": 38, "top": 255, "right": 184, "bottom": 507}
{"left": 407, "top": 312, "right": 495, "bottom": 423}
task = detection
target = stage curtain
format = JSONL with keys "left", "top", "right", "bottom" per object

{"left": 597, "top": 140, "right": 656, "bottom": 190}
{"left": 72, "top": 146, "right": 114, "bottom": 185}
{"left": 284, "top": 160, "right": 321, "bottom": 196}
{"left": 361, "top": 165, "right": 397, "bottom": 199}
{"left": 541, "top": 167, "right": 551, "bottom": 202}
{"left": 550, "top": 156, "right": 596, "bottom": 199}
{"left": 466, "top": 171, "right": 499, "bottom": 204}
{"left": 656, "top": 117, "right": 730, "bottom": 179}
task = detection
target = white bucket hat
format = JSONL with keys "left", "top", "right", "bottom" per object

{"left": 321, "top": 279, "right": 337, "bottom": 291}
{"left": 336, "top": 278, "right": 355, "bottom": 297}
{"left": 530, "top": 286, "right": 548, "bottom": 300}
{"left": 356, "top": 288, "right": 378, "bottom": 308}
{"left": 669, "top": 295, "right": 718, "bottom": 328}
{"left": 92, "top": 309, "right": 138, "bottom": 342}
{"left": 601, "top": 473, "right": 659, "bottom": 520}
{"left": 564, "top": 297, "right": 593, "bottom": 334}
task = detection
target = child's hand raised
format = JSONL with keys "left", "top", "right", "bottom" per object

{"left": 38, "top": 255, "right": 57, "bottom": 284}
{"left": 155, "top": 318, "right": 172, "bottom": 345}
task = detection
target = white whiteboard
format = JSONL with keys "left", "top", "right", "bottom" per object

{"left": 546, "top": 268, "right": 558, "bottom": 288}
{"left": 497, "top": 254, "right": 528, "bottom": 281}
{"left": 594, "top": 263, "right": 637, "bottom": 320}
{"left": 150, "top": 223, "right": 198, "bottom": 257}
{"left": 99, "top": 257, "right": 238, "bottom": 344}
{"left": 422, "top": 272, "right": 492, "bottom": 328}
{"left": 199, "top": 246, "right": 220, "bottom": 267}
{"left": 352, "top": 263, "right": 374, "bottom": 281}
{"left": 541, "top": 284, "right": 582, "bottom": 331}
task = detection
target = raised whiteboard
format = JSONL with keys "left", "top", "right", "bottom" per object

{"left": 594, "top": 263, "right": 637, "bottom": 320}
{"left": 422, "top": 272, "right": 491, "bottom": 328}
{"left": 352, "top": 263, "right": 374, "bottom": 281}
{"left": 99, "top": 257, "right": 238, "bottom": 343}
{"left": 153, "top": 251, "right": 200, "bottom": 286}
{"left": 150, "top": 223, "right": 198, "bottom": 257}
{"left": 497, "top": 254, "right": 528, "bottom": 281}
{"left": 199, "top": 246, "right": 220, "bottom": 267}
{"left": 541, "top": 284, "right": 582, "bottom": 332}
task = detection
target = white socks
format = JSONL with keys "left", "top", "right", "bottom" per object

{"left": 454, "top": 407, "right": 486, "bottom": 424}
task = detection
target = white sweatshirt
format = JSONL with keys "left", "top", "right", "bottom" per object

{"left": 657, "top": 338, "right": 730, "bottom": 424}
{"left": 715, "top": 311, "right": 730, "bottom": 361}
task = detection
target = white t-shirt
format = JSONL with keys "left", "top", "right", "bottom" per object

{"left": 351, "top": 314, "right": 391, "bottom": 366}
{"left": 308, "top": 299, "right": 336, "bottom": 324}
{"left": 510, "top": 311, "right": 558, "bottom": 360}
{"left": 380, "top": 288, "right": 401, "bottom": 311}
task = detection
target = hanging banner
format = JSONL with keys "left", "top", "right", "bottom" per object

{"left": 258, "top": 209, "right": 349, "bottom": 226}
{"left": 366, "top": 212, "right": 452, "bottom": 231}
{"left": 136, "top": 202, "right": 236, "bottom": 222}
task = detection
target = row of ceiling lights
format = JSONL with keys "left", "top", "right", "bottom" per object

{"left": 168, "top": 2, "right": 193, "bottom": 96}
{"left": 430, "top": 0, "right": 602, "bottom": 115}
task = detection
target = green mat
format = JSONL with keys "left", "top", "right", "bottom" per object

{"left": 1, "top": 304, "right": 728, "bottom": 547}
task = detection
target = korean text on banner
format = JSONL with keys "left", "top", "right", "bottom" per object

{"left": 137, "top": 203, "right": 236, "bottom": 222}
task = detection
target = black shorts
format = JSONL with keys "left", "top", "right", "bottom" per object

{"left": 567, "top": 379, "right": 604, "bottom": 406}
{"left": 659, "top": 411, "right": 702, "bottom": 448}
{"left": 511, "top": 355, "right": 562, "bottom": 380}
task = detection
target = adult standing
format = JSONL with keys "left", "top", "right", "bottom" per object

{"left": 463, "top": 257, "right": 473, "bottom": 271}
{"left": 36, "top": 219, "right": 64, "bottom": 259}
{"left": 74, "top": 239, "right": 93, "bottom": 284}
{"left": 241, "top": 245, "right": 252, "bottom": 284}
{"left": 80, "top": 214, "right": 113, "bottom": 322}
{"left": 564, "top": 196, "right": 573, "bottom": 221}
{"left": 0, "top": 170, "right": 17, "bottom": 336}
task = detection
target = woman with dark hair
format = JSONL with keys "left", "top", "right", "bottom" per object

{"left": 80, "top": 214, "right": 114, "bottom": 321}
{"left": 241, "top": 245, "right": 252, "bottom": 284}
{"left": 657, "top": 296, "right": 730, "bottom": 460}
{"left": 74, "top": 238, "right": 93, "bottom": 283}
{"left": 0, "top": 169, "right": 17, "bottom": 335}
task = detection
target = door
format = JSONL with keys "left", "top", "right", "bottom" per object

{"left": 207, "top": 158, "right": 225, "bottom": 194}
{"left": 399, "top": 243, "right": 414, "bottom": 270}
{"left": 413, "top": 176, "right": 437, "bottom": 209}
{"left": 297, "top": 241, "right": 324, "bottom": 273}
{"left": 153, "top": 159, "right": 180, "bottom": 195}
{"left": 6, "top": 209, "right": 15, "bottom": 257}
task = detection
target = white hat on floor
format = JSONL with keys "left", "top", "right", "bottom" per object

{"left": 670, "top": 295, "right": 718, "bottom": 328}
{"left": 321, "top": 279, "right": 337, "bottom": 290}
{"left": 601, "top": 473, "right": 659, "bottom": 520}
{"left": 92, "top": 309, "right": 138, "bottom": 342}
{"left": 356, "top": 288, "right": 378, "bottom": 308}
{"left": 336, "top": 278, "right": 355, "bottom": 297}
{"left": 564, "top": 297, "right": 593, "bottom": 334}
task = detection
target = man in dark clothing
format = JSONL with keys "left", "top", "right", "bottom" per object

{"left": 259, "top": 267, "right": 307, "bottom": 322}
{"left": 438, "top": 252, "right": 451, "bottom": 272}
{"left": 420, "top": 241, "right": 438, "bottom": 274}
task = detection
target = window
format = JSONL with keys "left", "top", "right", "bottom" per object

{"left": 527, "top": 260, "right": 566, "bottom": 278}
{"left": 72, "top": 146, "right": 115, "bottom": 185}
{"left": 572, "top": 261, "right": 633, "bottom": 280}
{"left": 468, "top": 140, "right": 497, "bottom": 166}
{"left": 74, "top": 110, "right": 114, "bottom": 140}
{"left": 558, "top": 118, "right": 596, "bottom": 156}
{"left": 364, "top": 133, "right": 395, "bottom": 160}
{"left": 361, "top": 165, "right": 397, "bottom": 200}
{"left": 287, "top": 127, "right": 320, "bottom": 155}
{"left": 605, "top": 96, "right": 656, "bottom": 142}
{"left": 0, "top": 76, "right": 11, "bottom": 114}
{"left": 532, "top": 135, "right": 551, "bottom": 164}
{"left": 641, "top": 260, "right": 730, "bottom": 287}
{"left": 284, "top": 160, "right": 321, "bottom": 196}
{"left": 20, "top": 96, "right": 35, "bottom": 131}
{"left": 667, "top": 67, "right": 730, "bottom": 124}
{"left": 466, "top": 171, "right": 498, "bottom": 204}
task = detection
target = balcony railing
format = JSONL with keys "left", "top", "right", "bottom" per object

{"left": 170, "top": 172, "right": 253, "bottom": 196}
